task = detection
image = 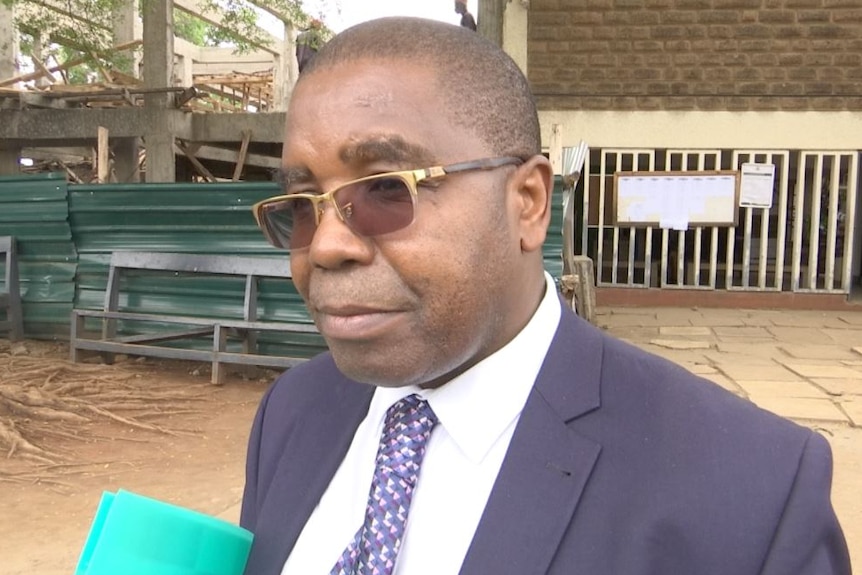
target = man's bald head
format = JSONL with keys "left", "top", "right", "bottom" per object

{"left": 298, "top": 17, "right": 541, "bottom": 160}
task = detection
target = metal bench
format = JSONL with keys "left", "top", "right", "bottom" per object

{"left": 70, "top": 251, "right": 319, "bottom": 383}
{"left": 0, "top": 236, "right": 24, "bottom": 341}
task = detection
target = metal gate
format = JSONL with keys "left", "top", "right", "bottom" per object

{"left": 575, "top": 147, "right": 859, "bottom": 294}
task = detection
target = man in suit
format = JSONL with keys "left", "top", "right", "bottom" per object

{"left": 241, "top": 17, "right": 851, "bottom": 575}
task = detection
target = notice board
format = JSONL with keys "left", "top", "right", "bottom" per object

{"left": 613, "top": 170, "right": 739, "bottom": 230}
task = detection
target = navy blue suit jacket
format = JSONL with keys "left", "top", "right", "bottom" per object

{"left": 240, "top": 304, "right": 850, "bottom": 574}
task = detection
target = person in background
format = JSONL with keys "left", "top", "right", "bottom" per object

{"left": 241, "top": 16, "right": 851, "bottom": 575}
{"left": 455, "top": 0, "right": 477, "bottom": 31}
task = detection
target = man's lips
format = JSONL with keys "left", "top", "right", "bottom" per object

{"left": 312, "top": 305, "right": 407, "bottom": 340}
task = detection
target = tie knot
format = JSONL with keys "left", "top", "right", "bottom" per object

{"left": 378, "top": 394, "right": 438, "bottom": 479}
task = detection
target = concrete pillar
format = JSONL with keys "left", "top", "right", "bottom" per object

{"left": 0, "top": 2, "right": 19, "bottom": 84}
{"left": 112, "top": 138, "right": 141, "bottom": 182}
{"left": 110, "top": 2, "right": 143, "bottom": 182}
{"left": 31, "top": 32, "right": 51, "bottom": 88}
{"left": 272, "top": 22, "right": 298, "bottom": 112}
{"left": 112, "top": 0, "right": 141, "bottom": 77}
{"left": 177, "top": 53, "right": 193, "bottom": 88}
{"left": 0, "top": 143, "right": 21, "bottom": 175}
{"left": 0, "top": 2, "right": 20, "bottom": 174}
{"left": 502, "top": 1, "right": 528, "bottom": 75}
{"left": 142, "top": 0, "right": 175, "bottom": 182}
{"left": 478, "top": 0, "right": 504, "bottom": 47}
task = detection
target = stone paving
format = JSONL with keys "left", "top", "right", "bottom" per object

{"left": 598, "top": 305, "right": 862, "bottom": 571}
{"left": 598, "top": 306, "right": 862, "bottom": 427}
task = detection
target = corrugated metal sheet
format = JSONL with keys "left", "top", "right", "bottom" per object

{"left": 2, "top": 173, "right": 569, "bottom": 354}
{"left": 68, "top": 181, "right": 325, "bottom": 358}
{"left": 0, "top": 172, "right": 77, "bottom": 337}
{"left": 544, "top": 177, "right": 566, "bottom": 281}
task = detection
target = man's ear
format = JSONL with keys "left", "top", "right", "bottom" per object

{"left": 510, "top": 155, "right": 554, "bottom": 253}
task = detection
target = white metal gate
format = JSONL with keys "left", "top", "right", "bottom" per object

{"left": 575, "top": 147, "right": 859, "bottom": 294}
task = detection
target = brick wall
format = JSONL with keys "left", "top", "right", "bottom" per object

{"left": 528, "top": 0, "right": 862, "bottom": 111}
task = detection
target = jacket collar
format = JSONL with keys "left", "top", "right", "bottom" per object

{"left": 459, "top": 307, "right": 604, "bottom": 574}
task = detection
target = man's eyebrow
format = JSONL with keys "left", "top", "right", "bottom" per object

{"left": 339, "top": 136, "right": 437, "bottom": 167}
{"left": 275, "top": 166, "right": 314, "bottom": 189}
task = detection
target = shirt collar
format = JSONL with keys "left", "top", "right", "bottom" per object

{"left": 371, "top": 272, "right": 561, "bottom": 464}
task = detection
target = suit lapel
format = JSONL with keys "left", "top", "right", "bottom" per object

{"left": 460, "top": 310, "right": 604, "bottom": 574}
{"left": 253, "top": 371, "right": 374, "bottom": 575}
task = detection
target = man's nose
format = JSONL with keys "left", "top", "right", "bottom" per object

{"left": 306, "top": 205, "right": 374, "bottom": 268}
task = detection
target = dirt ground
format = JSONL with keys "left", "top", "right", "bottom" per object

{"left": 0, "top": 340, "right": 270, "bottom": 575}
{"left": 0, "top": 339, "right": 860, "bottom": 574}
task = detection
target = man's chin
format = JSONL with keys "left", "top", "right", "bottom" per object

{"left": 329, "top": 348, "right": 425, "bottom": 388}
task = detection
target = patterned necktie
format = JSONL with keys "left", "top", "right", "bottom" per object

{"left": 331, "top": 393, "right": 438, "bottom": 575}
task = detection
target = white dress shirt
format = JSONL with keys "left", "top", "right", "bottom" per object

{"left": 282, "top": 273, "right": 562, "bottom": 575}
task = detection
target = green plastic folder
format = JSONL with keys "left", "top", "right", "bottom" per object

{"left": 75, "top": 489, "right": 253, "bottom": 575}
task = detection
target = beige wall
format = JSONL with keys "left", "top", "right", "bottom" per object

{"left": 538, "top": 110, "right": 862, "bottom": 150}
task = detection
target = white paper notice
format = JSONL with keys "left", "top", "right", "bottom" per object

{"left": 617, "top": 172, "right": 737, "bottom": 225}
{"left": 739, "top": 163, "right": 775, "bottom": 209}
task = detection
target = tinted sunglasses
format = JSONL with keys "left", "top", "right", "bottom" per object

{"left": 252, "top": 156, "right": 523, "bottom": 251}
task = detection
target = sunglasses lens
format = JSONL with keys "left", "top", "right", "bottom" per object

{"left": 260, "top": 197, "right": 317, "bottom": 250}
{"left": 257, "top": 174, "right": 416, "bottom": 251}
{"left": 335, "top": 175, "right": 415, "bottom": 237}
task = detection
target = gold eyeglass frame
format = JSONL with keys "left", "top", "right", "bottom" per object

{"left": 252, "top": 155, "right": 524, "bottom": 250}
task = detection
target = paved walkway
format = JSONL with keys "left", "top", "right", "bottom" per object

{"left": 598, "top": 306, "right": 862, "bottom": 427}
{"left": 599, "top": 305, "right": 862, "bottom": 571}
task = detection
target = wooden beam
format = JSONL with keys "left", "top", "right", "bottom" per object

{"left": 90, "top": 53, "right": 116, "bottom": 84}
{"left": 0, "top": 40, "right": 142, "bottom": 87}
{"left": 175, "top": 140, "right": 216, "bottom": 182}
{"left": 232, "top": 130, "right": 252, "bottom": 181}
{"left": 32, "top": 57, "right": 58, "bottom": 84}
{"left": 25, "top": 0, "right": 111, "bottom": 31}
{"left": 58, "top": 160, "right": 84, "bottom": 183}
{"left": 245, "top": 0, "right": 294, "bottom": 24}
{"left": 189, "top": 143, "right": 280, "bottom": 170}
{"left": 173, "top": 0, "right": 283, "bottom": 56}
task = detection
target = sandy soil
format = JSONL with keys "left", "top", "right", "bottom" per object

{"left": 0, "top": 341, "right": 269, "bottom": 575}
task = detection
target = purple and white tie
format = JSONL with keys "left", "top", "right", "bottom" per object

{"left": 330, "top": 394, "right": 438, "bottom": 575}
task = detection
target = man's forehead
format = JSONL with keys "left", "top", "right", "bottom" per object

{"left": 279, "top": 135, "right": 437, "bottom": 184}
{"left": 293, "top": 57, "right": 438, "bottom": 105}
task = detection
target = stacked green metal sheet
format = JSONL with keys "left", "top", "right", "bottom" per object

{"left": 0, "top": 172, "right": 77, "bottom": 338}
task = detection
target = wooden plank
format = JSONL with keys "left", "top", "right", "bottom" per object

{"left": 175, "top": 141, "right": 217, "bottom": 182}
{"left": 191, "top": 144, "right": 280, "bottom": 170}
{"left": 232, "top": 129, "right": 252, "bottom": 181}
{"left": 173, "top": 0, "right": 283, "bottom": 56}
{"left": 0, "top": 40, "right": 142, "bottom": 87}
{"left": 32, "top": 57, "right": 57, "bottom": 84}
{"left": 97, "top": 126, "right": 110, "bottom": 183}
